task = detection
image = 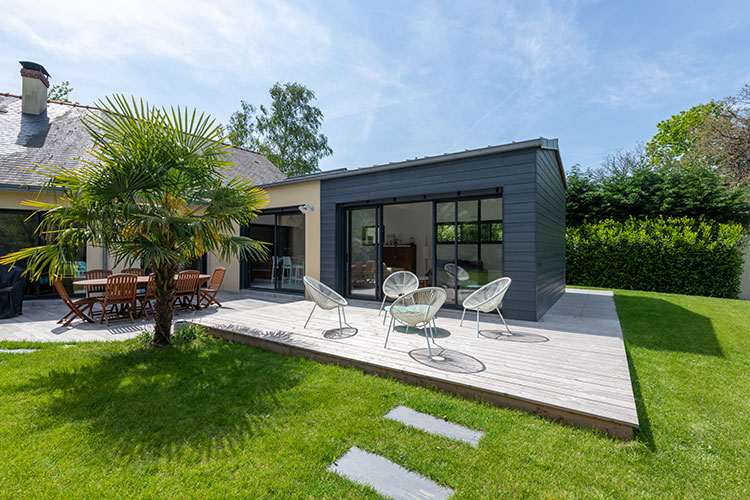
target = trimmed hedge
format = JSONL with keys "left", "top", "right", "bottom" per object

{"left": 566, "top": 217, "right": 748, "bottom": 298}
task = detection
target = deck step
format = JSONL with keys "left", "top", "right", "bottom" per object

{"left": 328, "top": 446, "right": 453, "bottom": 500}
{"left": 384, "top": 406, "right": 484, "bottom": 447}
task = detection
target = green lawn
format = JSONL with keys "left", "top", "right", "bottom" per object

{"left": 1, "top": 290, "right": 749, "bottom": 499}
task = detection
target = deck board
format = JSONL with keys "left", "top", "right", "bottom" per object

{"left": 194, "top": 288, "right": 639, "bottom": 438}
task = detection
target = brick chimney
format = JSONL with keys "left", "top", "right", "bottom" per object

{"left": 19, "top": 61, "right": 50, "bottom": 115}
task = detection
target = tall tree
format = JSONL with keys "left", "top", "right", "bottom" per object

{"left": 226, "top": 82, "right": 333, "bottom": 176}
{"left": 645, "top": 101, "right": 723, "bottom": 167}
{"left": 0, "top": 95, "right": 268, "bottom": 345}
{"left": 48, "top": 81, "right": 75, "bottom": 103}
{"left": 693, "top": 85, "right": 750, "bottom": 185}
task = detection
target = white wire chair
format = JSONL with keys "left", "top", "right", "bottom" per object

{"left": 379, "top": 270, "right": 419, "bottom": 324}
{"left": 303, "top": 276, "right": 352, "bottom": 337}
{"left": 460, "top": 277, "right": 512, "bottom": 337}
{"left": 385, "top": 287, "right": 446, "bottom": 360}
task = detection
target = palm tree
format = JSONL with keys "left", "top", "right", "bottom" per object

{"left": 0, "top": 95, "right": 268, "bottom": 345}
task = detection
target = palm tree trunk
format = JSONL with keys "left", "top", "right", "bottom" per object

{"left": 153, "top": 264, "right": 177, "bottom": 345}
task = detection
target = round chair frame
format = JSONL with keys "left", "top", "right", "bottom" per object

{"left": 460, "top": 277, "right": 512, "bottom": 337}
{"left": 303, "top": 276, "right": 352, "bottom": 337}
{"left": 385, "top": 287, "right": 446, "bottom": 360}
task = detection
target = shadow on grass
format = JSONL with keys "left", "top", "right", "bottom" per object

{"left": 12, "top": 342, "right": 306, "bottom": 459}
{"left": 615, "top": 294, "right": 723, "bottom": 357}
{"left": 624, "top": 345, "right": 655, "bottom": 451}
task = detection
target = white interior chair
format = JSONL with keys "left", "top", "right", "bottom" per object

{"left": 303, "top": 276, "right": 351, "bottom": 336}
{"left": 379, "top": 270, "right": 419, "bottom": 324}
{"left": 281, "top": 256, "right": 293, "bottom": 285}
{"left": 442, "top": 263, "right": 470, "bottom": 288}
{"left": 385, "top": 287, "right": 446, "bottom": 360}
{"left": 460, "top": 277, "right": 512, "bottom": 337}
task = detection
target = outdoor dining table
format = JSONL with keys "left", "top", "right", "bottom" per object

{"left": 72, "top": 274, "right": 212, "bottom": 309}
{"left": 72, "top": 274, "right": 211, "bottom": 288}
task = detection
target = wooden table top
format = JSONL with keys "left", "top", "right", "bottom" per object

{"left": 73, "top": 274, "right": 211, "bottom": 286}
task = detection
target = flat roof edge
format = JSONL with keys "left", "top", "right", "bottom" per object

{"left": 260, "top": 138, "right": 559, "bottom": 188}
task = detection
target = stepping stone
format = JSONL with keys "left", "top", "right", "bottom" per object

{"left": 385, "top": 406, "right": 484, "bottom": 447}
{"left": 0, "top": 349, "right": 39, "bottom": 354}
{"left": 328, "top": 446, "right": 453, "bottom": 500}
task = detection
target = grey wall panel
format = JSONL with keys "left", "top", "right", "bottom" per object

{"left": 320, "top": 146, "right": 564, "bottom": 321}
{"left": 534, "top": 149, "right": 567, "bottom": 319}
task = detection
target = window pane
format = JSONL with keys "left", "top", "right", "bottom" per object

{"left": 436, "top": 224, "right": 455, "bottom": 243}
{"left": 479, "top": 243, "right": 503, "bottom": 284}
{"left": 436, "top": 202, "right": 454, "bottom": 223}
{"left": 481, "top": 222, "right": 503, "bottom": 242}
{"left": 457, "top": 200, "right": 478, "bottom": 222}
{"left": 458, "top": 223, "right": 478, "bottom": 243}
{"left": 480, "top": 198, "right": 502, "bottom": 220}
{"left": 0, "top": 211, "right": 35, "bottom": 296}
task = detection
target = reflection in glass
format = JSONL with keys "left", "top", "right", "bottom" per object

{"left": 349, "top": 208, "right": 377, "bottom": 296}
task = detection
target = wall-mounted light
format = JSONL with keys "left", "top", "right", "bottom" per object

{"left": 298, "top": 204, "right": 315, "bottom": 215}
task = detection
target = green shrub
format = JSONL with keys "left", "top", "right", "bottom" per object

{"left": 566, "top": 217, "right": 748, "bottom": 298}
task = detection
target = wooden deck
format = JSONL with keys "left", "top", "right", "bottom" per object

{"left": 194, "top": 288, "right": 639, "bottom": 439}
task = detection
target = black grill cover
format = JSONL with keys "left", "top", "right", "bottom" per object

{"left": 0, "top": 264, "right": 25, "bottom": 319}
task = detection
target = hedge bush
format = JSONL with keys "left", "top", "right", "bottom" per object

{"left": 566, "top": 217, "right": 748, "bottom": 298}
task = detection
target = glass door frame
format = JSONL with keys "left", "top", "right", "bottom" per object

{"left": 346, "top": 205, "right": 383, "bottom": 299}
{"left": 341, "top": 190, "right": 503, "bottom": 304}
{"left": 240, "top": 206, "right": 306, "bottom": 294}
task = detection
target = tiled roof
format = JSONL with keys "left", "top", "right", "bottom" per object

{"left": 0, "top": 93, "right": 285, "bottom": 189}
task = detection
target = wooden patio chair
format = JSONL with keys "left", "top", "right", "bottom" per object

{"left": 137, "top": 274, "right": 156, "bottom": 318}
{"left": 97, "top": 273, "right": 138, "bottom": 326}
{"left": 174, "top": 270, "right": 201, "bottom": 311}
{"left": 84, "top": 269, "right": 112, "bottom": 298}
{"left": 197, "top": 267, "right": 226, "bottom": 309}
{"left": 122, "top": 268, "right": 145, "bottom": 276}
{"left": 54, "top": 279, "right": 98, "bottom": 326}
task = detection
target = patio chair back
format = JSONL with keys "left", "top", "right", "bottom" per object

{"left": 85, "top": 268, "right": 112, "bottom": 297}
{"left": 143, "top": 274, "right": 156, "bottom": 300}
{"left": 208, "top": 267, "right": 226, "bottom": 290}
{"left": 104, "top": 273, "right": 138, "bottom": 304}
{"left": 122, "top": 268, "right": 145, "bottom": 276}
{"left": 382, "top": 271, "right": 419, "bottom": 299}
{"left": 390, "top": 287, "right": 447, "bottom": 327}
{"left": 303, "top": 276, "right": 347, "bottom": 310}
{"left": 462, "top": 277, "right": 512, "bottom": 313}
{"left": 53, "top": 278, "right": 74, "bottom": 307}
{"left": 175, "top": 270, "right": 201, "bottom": 297}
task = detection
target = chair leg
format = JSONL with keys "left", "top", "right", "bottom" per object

{"left": 497, "top": 307, "right": 511, "bottom": 334}
{"left": 384, "top": 317, "right": 394, "bottom": 348}
{"left": 460, "top": 307, "right": 466, "bottom": 327}
{"left": 337, "top": 306, "right": 344, "bottom": 337}
{"left": 476, "top": 309, "right": 480, "bottom": 338}
{"left": 423, "top": 324, "right": 433, "bottom": 360}
{"left": 378, "top": 295, "right": 386, "bottom": 315}
{"left": 304, "top": 304, "right": 316, "bottom": 329}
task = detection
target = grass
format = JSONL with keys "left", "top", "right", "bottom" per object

{"left": 1, "top": 291, "right": 749, "bottom": 499}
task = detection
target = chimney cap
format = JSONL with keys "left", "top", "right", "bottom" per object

{"left": 19, "top": 61, "right": 51, "bottom": 78}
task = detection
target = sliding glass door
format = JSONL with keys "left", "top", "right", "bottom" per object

{"left": 242, "top": 210, "right": 305, "bottom": 292}
{"left": 344, "top": 195, "right": 502, "bottom": 305}
{"left": 347, "top": 207, "right": 380, "bottom": 298}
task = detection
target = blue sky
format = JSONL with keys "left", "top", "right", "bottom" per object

{"left": 1, "top": 0, "right": 748, "bottom": 172}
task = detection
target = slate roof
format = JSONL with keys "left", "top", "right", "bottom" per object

{"left": 0, "top": 93, "right": 284, "bottom": 189}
